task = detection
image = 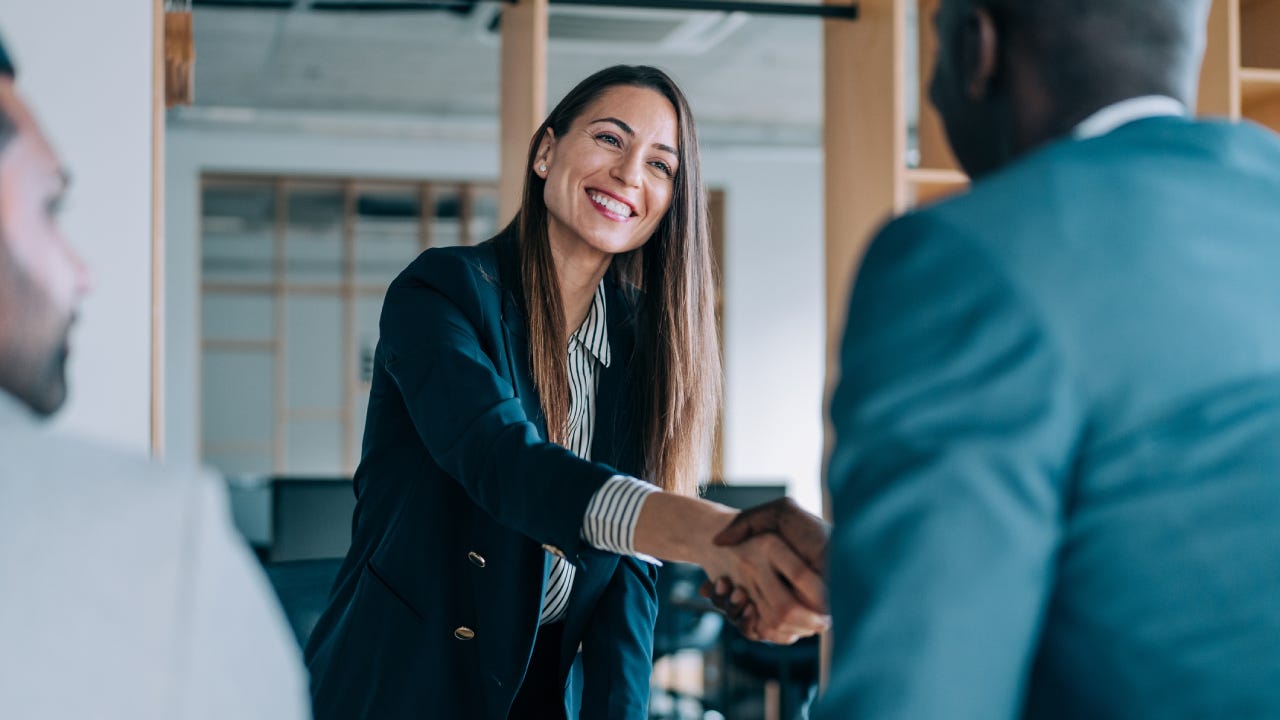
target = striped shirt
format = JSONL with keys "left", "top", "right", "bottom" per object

{"left": 539, "top": 281, "right": 660, "bottom": 626}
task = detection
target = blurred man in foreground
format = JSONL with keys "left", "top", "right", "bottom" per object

{"left": 0, "top": 35, "right": 309, "bottom": 719}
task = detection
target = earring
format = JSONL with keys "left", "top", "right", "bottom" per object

{"left": 539, "top": 163, "right": 547, "bottom": 173}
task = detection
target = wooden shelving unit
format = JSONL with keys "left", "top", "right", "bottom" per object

{"left": 911, "top": 0, "right": 969, "bottom": 207}
{"left": 1242, "top": 67, "right": 1280, "bottom": 129}
{"left": 906, "top": 167, "right": 969, "bottom": 205}
{"left": 1203, "top": 0, "right": 1280, "bottom": 132}
{"left": 199, "top": 175, "right": 497, "bottom": 479}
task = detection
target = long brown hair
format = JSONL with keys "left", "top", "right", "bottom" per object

{"left": 506, "top": 65, "right": 720, "bottom": 498}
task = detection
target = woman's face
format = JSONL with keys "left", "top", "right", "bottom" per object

{"left": 537, "top": 85, "right": 680, "bottom": 261}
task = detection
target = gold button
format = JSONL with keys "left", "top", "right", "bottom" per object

{"left": 467, "top": 551, "right": 487, "bottom": 568}
{"left": 454, "top": 626, "right": 476, "bottom": 641}
{"left": 541, "top": 543, "right": 566, "bottom": 559}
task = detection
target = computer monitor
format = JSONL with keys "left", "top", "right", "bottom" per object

{"left": 270, "top": 477, "right": 356, "bottom": 563}
{"left": 699, "top": 482, "right": 788, "bottom": 511}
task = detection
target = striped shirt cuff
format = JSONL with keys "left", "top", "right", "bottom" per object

{"left": 581, "top": 475, "right": 662, "bottom": 566}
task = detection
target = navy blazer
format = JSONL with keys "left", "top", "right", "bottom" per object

{"left": 305, "top": 228, "right": 659, "bottom": 719}
{"left": 818, "top": 117, "right": 1280, "bottom": 719}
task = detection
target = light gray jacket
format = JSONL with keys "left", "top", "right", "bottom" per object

{"left": 0, "top": 391, "right": 310, "bottom": 719}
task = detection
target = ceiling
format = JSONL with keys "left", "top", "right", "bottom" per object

{"left": 175, "top": 1, "right": 921, "bottom": 146}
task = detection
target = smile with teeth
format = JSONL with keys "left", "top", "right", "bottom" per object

{"left": 588, "top": 191, "right": 635, "bottom": 219}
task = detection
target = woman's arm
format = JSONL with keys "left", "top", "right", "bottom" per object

{"left": 384, "top": 249, "right": 827, "bottom": 642}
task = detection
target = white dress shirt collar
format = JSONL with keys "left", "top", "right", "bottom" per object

{"left": 1072, "top": 95, "right": 1187, "bottom": 140}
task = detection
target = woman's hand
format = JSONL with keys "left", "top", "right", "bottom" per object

{"left": 691, "top": 528, "right": 830, "bottom": 644}
{"left": 697, "top": 497, "right": 832, "bottom": 641}
{"left": 631, "top": 492, "right": 829, "bottom": 644}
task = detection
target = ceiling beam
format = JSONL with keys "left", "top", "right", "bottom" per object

{"left": 191, "top": 0, "right": 859, "bottom": 19}
{"left": 549, "top": 0, "right": 857, "bottom": 19}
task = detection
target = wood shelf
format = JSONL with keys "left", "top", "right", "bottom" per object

{"left": 907, "top": 167, "right": 969, "bottom": 205}
{"left": 906, "top": 167, "right": 968, "bottom": 184}
{"left": 1241, "top": 67, "right": 1280, "bottom": 96}
{"left": 1241, "top": 67, "right": 1280, "bottom": 131}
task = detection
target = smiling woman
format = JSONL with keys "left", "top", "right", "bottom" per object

{"left": 518, "top": 67, "right": 717, "bottom": 500}
{"left": 302, "top": 65, "right": 733, "bottom": 720}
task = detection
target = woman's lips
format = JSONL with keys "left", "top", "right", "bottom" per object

{"left": 587, "top": 189, "right": 635, "bottom": 222}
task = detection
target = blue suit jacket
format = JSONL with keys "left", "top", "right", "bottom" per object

{"left": 304, "top": 229, "right": 658, "bottom": 719}
{"left": 819, "top": 118, "right": 1280, "bottom": 719}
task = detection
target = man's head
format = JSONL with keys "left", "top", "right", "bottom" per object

{"left": 0, "top": 39, "right": 91, "bottom": 416}
{"left": 929, "top": 0, "right": 1212, "bottom": 178}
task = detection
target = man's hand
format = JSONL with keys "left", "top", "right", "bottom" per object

{"left": 694, "top": 531, "right": 830, "bottom": 644}
{"left": 629, "top": 492, "right": 830, "bottom": 644}
{"left": 714, "top": 497, "right": 830, "bottom": 572}
{"left": 699, "top": 497, "right": 831, "bottom": 640}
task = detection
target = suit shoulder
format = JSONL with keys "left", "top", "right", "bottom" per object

{"left": 4, "top": 426, "right": 230, "bottom": 521}
{"left": 396, "top": 243, "right": 500, "bottom": 291}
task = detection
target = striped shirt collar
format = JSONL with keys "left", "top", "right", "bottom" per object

{"left": 569, "top": 281, "right": 611, "bottom": 368}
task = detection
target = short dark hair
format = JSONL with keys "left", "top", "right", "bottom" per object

{"left": 985, "top": 0, "right": 1211, "bottom": 105}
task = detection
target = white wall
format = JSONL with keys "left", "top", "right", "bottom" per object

{"left": 167, "top": 124, "right": 825, "bottom": 513}
{"left": 1, "top": 2, "right": 156, "bottom": 453}
{"left": 713, "top": 148, "right": 825, "bottom": 515}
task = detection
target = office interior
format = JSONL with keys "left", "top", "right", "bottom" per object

{"left": 4, "top": 0, "right": 1277, "bottom": 718}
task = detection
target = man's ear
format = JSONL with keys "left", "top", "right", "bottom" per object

{"left": 963, "top": 7, "right": 1000, "bottom": 101}
{"left": 534, "top": 128, "right": 556, "bottom": 177}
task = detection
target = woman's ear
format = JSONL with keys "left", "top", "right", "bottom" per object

{"left": 963, "top": 7, "right": 1000, "bottom": 101}
{"left": 534, "top": 129, "right": 557, "bottom": 177}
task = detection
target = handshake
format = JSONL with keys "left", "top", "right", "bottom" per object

{"left": 696, "top": 498, "right": 832, "bottom": 645}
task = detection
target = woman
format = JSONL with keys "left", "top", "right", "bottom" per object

{"left": 305, "top": 65, "right": 824, "bottom": 720}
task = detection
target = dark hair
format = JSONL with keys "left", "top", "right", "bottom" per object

{"left": 0, "top": 33, "right": 15, "bottom": 79}
{"left": 508, "top": 65, "right": 720, "bottom": 497}
{"left": 0, "top": 34, "right": 17, "bottom": 152}
{"left": 983, "top": 0, "right": 1211, "bottom": 106}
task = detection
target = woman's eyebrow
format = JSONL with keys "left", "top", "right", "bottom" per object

{"left": 590, "top": 116, "right": 678, "bottom": 156}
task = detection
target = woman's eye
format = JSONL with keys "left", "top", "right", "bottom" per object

{"left": 595, "top": 133, "right": 621, "bottom": 147}
{"left": 650, "top": 161, "right": 674, "bottom": 177}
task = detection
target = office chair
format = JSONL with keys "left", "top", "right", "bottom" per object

{"left": 721, "top": 630, "right": 820, "bottom": 720}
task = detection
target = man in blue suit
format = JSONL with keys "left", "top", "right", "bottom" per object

{"left": 717, "top": 0, "right": 1280, "bottom": 716}
{"left": 819, "top": 0, "right": 1280, "bottom": 715}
